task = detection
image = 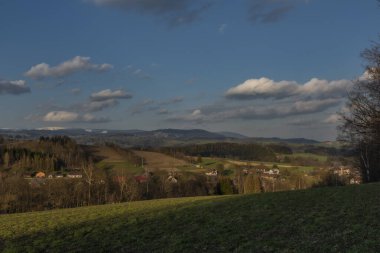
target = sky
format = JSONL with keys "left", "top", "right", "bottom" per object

{"left": 0, "top": 0, "right": 379, "bottom": 140}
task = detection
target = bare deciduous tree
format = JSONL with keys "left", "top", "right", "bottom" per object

{"left": 340, "top": 39, "right": 380, "bottom": 182}
{"left": 82, "top": 159, "right": 95, "bottom": 205}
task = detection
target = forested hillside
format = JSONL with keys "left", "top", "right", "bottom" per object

{"left": 159, "top": 142, "right": 278, "bottom": 161}
{"left": 0, "top": 136, "right": 86, "bottom": 172}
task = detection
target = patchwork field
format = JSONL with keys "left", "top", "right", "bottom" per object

{"left": 133, "top": 150, "right": 189, "bottom": 171}
{"left": 1, "top": 183, "right": 380, "bottom": 252}
{"left": 88, "top": 145, "right": 143, "bottom": 174}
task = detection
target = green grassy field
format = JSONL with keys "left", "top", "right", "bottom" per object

{"left": 226, "top": 158, "right": 316, "bottom": 174}
{"left": 92, "top": 146, "right": 143, "bottom": 175}
{"left": 288, "top": 152, "right": 329, "bottom": 162}
{"left": 2, "top": 183, "right": 380, "bottom": 252}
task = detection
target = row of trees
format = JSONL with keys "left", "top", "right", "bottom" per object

{"left": 0, "top": 160, "right": 314, "bottom": 214}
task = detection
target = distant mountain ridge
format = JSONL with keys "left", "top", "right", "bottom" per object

{"left": 217, "top": 131, "right": 248, "bottom": 139}
{"left": 0, "top": 128, "right": 320, "bottom": 146}
{"left": 248, "top": 137, "right": 320, "bottom": 144}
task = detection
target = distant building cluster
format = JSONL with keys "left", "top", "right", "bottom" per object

{"left": 331, "top": 166, "right": 361, "bottom": 184}
{"left": 24, "top": 171, "right": 83, "bottom": 180}
{"left": 205, "top": 169, "right": 218, "bottom": 176}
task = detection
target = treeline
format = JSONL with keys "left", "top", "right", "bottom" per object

{"left": 158, "top": 143, "right": 279, "bottom": 161}
{"left": 266, "top": 144, "right": 293, "bottom": 155}
{"left": 0, "top": 167, "right": 313, "bottom": 214}
{"left": 0, "top": 170, "right": 212, "bottom": 214}
{"left": 0, "top": 136, "right": 86, "bottom": 172}
{"left": 302, "top": 145, "right": 354, "bottom": 157}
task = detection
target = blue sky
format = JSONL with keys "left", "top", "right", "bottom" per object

{"left": 0, "top": 0, "right": 379, "bottom": 140}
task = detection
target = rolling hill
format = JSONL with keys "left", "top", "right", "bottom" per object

{"left": 133, "top": 150, "right": 189, "bottom": 171}
{"left": 0, "top": 128, "right": 322, "bottom": 147}
{"left": 1, "top": 183, "right": 380, "bottom": 252}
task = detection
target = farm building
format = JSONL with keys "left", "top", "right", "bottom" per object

{"left": 67, "top": 174, "right": 83, "bottom": 179}
{"left": 135, "top": 175, "right": 148, "bottom": 183}
{"left": 35, "top": 172, "right": 46, "bottom": 178}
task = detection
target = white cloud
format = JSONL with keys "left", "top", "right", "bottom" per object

{"left": 90, "top": 89, "right": 132, "bottom": 101}
{"left": 226, "top": 77, "right": 298, "bottom": 99}
{"left": 0, "top": 79, "right": 30, "bottom": 95}
{"left": 225, "top": 77, "right": 352, "bottom": 100}
{"left": 323, "top": 113, "right": 342, "bottom": 124}
{"left": 25, "top": 56, "right": 113, "bottom": 79}
{"left": 43, "top": 111, "right": 109, "bottom": 123}
{"left": 168, "top": 99, "right": 341, "bottom": 123}
{"left": 358, "top": 70, "right": 374, "bottom": 81}
{"left": 81, "top": 113, "right": 110, "bottom": 123}
{"left": 43, "top": 111, "right": 79, "bottom": 122}
{"left": 168, "top": 109, "right": 204, "bottom": 123}
{"left": 301, "top": 78, "right": 351, "bottom": 98}
{"left": 217, "top": 99, "right": 341, "bottom": 120}
{"left": 83, "top": 99, "right": 119, "bottom": 112}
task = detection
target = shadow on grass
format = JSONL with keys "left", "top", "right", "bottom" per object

{"left": 3, "top": 185, "right": 380, "bottom": 252}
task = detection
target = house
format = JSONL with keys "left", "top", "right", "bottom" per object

{"left": 67, "top": 174, "right": 83, "bottom": 179}
{"left": 135, "top": 175, "right": 148, "bottom": 183}
{"left": 350, "top": 177, "right": 361, "bottom": 184}
{"left": 167, "top": 175, "right": 178, "bottom": 183}
{"left": 263, "top": 169, "right": 280, "bottom": 175}
{"left": 333, "top": 166, "right": 351, "bottom": 176}
{"left": 205, "top": 169, "right": 218, "bottom": 176}
{"left": 35, "top": 171, "right": 46, "bottom": 178}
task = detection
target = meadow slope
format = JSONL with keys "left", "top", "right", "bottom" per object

{"left": 1, "top": 184, "right": 380, "bottom": 252}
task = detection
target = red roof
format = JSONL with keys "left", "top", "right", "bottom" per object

{"left": 134, "top": 175, "right": 148, "bottom": 183}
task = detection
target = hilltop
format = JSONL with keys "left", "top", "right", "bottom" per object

{"left": 0, "top": 128, "right": 321, "bottom": 147}
{"left": 1, "top": 183, "right": 380, "bottom": 252}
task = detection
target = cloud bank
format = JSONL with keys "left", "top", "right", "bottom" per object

{"left": 225, "top": 77, "right": 352, "bottom": 100}
{"left": 323, "top": 113, "right": 342, "bottom": 124}
{"left": 82, "top": 99, "right": 120, "bottom": 112}
{"left": 0, "top": 79, "right": 30, "bottom": 95}
{"left": 25, "top": 56, "right": 113, "bottom": 79}
{"left": 72, "top": 89, "right": 133, "bottom": 113}
{"left": 169, "top": 98, "right": 341, "bottom": 123}
{"left": 43, "top": 111, "right": 109, "bottom": 123}
{"left": 90, "top": 89, "right": 132, "bottom": 101}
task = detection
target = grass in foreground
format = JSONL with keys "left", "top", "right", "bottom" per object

{"left": 1, "top": 184, "right": 380, "bottom": 252}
